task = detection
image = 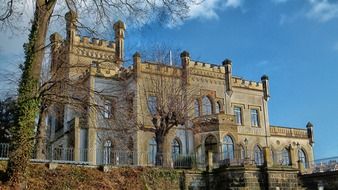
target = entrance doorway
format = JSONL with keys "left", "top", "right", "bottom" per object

{"left": 204, "top": 135, "right": 218, "bottom": 164}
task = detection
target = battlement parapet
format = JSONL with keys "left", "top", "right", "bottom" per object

{"left": 73, "top": 35, "right": 116, "bottom": 51}
{"left": 188, "top": 60, "right": 225, "bottom": 73}
{"left": 89, "top": 63, "right": 118, "bottom": 78}
{"left": 232, "top": 76, "right": 263, "bottom": 90}
{"left": 140, "top": 62, "right": 182, "bottom": 76}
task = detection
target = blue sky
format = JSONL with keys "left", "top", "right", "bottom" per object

{"left": 0, "top": 0, "right": 337, "bottom": 159}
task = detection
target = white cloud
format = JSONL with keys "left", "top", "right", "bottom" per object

{"left": 188, "top": 0, "right": 243, "bottom": 20}
{"left": 307, "top": 0, "right": 338, "bottom": 22}
{"left": 225, "top": 0, "right": 243, "bottom": 8}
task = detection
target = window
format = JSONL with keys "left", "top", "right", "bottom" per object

{"left": 282, "top": 148, "right": 291, "bottom": 166}
{"left": 148, "top": 138, "right": 157, "bottom": 165}
{"left": 250, "top": 109, "right": 259, "bottom": 127}
{"left": 234, "top": 106, "right": 242, "bottom": 125}
{"left": 172, "top": 139, "right": 181, "bottom": 159}
{"left": 104, "top": 100, "right": 114, "bottom": 119}
{"left": 147, "top": 96, "right": 157, "bottom": 115}
{"left": 298, "top": 149, "right": 308, "bottom": 168}
{"left": 103, "top": 140, "right": 112, "bottom": 164}
{"left": 215, "top": 101, "right": 221, "bottom": 114}
{"left": 202, "top": 96, "right": 212, "bottom": 115}
{"left": 194, "top": 99, "right": 200, "bottom": 117}
{"left": 222, "top": 136, "right": 234, "bottom": 160}
{"left": 254, "top": 145, "right": 263, "bottom": 166}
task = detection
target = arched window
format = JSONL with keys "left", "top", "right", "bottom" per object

{"left": 254, "top": 145, "right": 263, "bottom": 166}
{"left": 223, "top": 135, "right": 234, "bottom": 160}
{"left": 215, "top": 101, "right": 221, "bottom": 114}
{"left": 194, "top": 99, "right": 200, "bottom": 117}
{"left": 282, "top": 148, "right": 290, "bottom": 166}
{"left": 202, "top": 96, "right": 212, "bottom": 115}
{"left": 172, "top": 138, "right": 181, "bottom": 159}
{"left": 148, "top": 138, "right": 157, "bottom": 165}
{"left": 103, "top": 140, "right": 112, "bottom": 164}
{"left": 298, "top": 149, "right": 308, "bottom": 168}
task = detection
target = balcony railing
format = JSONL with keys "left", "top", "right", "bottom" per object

{"left": 270, "top": 126, "right": 308, "bottom": 138}
{"left": 309, "top": 157, "right": 338, "bottom": 173}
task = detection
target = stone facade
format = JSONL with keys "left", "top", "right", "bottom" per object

{"left": 46, "top": 12, "right": 315, "bottom": 172}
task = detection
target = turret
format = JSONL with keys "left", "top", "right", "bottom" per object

{"left": 133, "top": 52, "right": 141, "bottom": 78}
{"left": 50, "top": 32, "right": 63, "bottom": 73}
{"left": 261, "top": 75, "right": 270, "bottom": 101}
{"left": 180, "top": 51, "right": 190, "bottom": 69}
{"left": 65, "top": 10, "right": 77, "bottom": 42}
{"left": 223, "top": 59, "right": 233, "bottom": 95}
{"left": 180, "top": 51, "right": 190, "bottom": 84}
{"left": 306, "top": 122, "right": 314, "bottom": 145}
{"left": 113, "top": 20, "right": 126, "bottom": 66}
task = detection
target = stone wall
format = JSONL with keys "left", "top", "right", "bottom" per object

{"left": 181, "top": 166, "right": 302, "bottom": 190}
{"left": 300, "top": 171, "right": 338, "bottom": 190}
{"left": 266, "top": 168, "right": 301, "bottom": 190}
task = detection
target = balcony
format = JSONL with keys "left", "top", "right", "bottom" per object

{"left": 270, "top": 126, "right": 308, "bottom": 139}
{"left": 192, "top": 113, "right": 237, "bottom": 132}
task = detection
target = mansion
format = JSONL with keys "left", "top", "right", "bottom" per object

{"left": 46, "top": 11, "right": 314, "bottom": 171}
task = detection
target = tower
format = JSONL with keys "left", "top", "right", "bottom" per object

{"left": 113, "top": 20, "right": 126, "bottom": 67}
{"left": 65, "top": 10, "right": 77, "bottom": 43}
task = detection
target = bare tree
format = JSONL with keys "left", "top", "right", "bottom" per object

{"left": 139, "top": 50, "right": 196, "bottom": 166}
{"left": 0, "top": 0, "right": 196, "bottom": 186}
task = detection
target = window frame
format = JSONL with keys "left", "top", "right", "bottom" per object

{"left": 171, "top": 138, "right": 181, "bottom": 158}
{"left": 194, "top": 99, "right": 200, "bottom": 117}
{"left": 202, "top": 96, "right": 212, "bottom": 115}
{"left": 250, "top": 108, "right": 260, "bottom": 127}
{"left": 234, "top": 106, "right": 243, "bottom": 125}
{"left": 222, "top": 135, "right": 234, "bottom": 160}
{"left": 298, "top": 149, "right": 308, "bottom": 168}
{"left": 103, "top": 98, "right": 115, "bottom": 119}
{"left": 147, "top": 96, "right": 158, "bottom": 116}
{"left": 215, "top": 101, "right": 221, "bottom": 114}
{"left": 148, "top": 138, "right": 157, "bottom": 165}
{"left": 254, "top": 145, "right": 263, "bottom": 166}
{"left": 281, "top": 147, "right": 291, "bottom": 166}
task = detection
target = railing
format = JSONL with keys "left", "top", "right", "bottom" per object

{"left": 4, "top": 142, "right": 331, "bottom": 173}
{"left": 237, "top": 127, "right": 266, "bottom": 136}
{"left": 0, "top": 143, "right": 9, "bottom": 160}
{"left": 309, "top": 157, "right": 338, "bottom": 173}
{"left": 270, "top": 126, "right": 308, "bottom": 138}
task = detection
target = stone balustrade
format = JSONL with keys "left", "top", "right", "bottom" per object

{"left": 270, "top": 126, "right": 308, "bottom": 138}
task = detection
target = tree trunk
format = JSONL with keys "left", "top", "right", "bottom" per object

{"left": 155, "top": 135, "right": 165, "bottom": 166}
{"left": 35, "top": 105, "right": 48, "bottom": 160}
{"left": 6, "top": 1, "right": 57, "bottom": 187}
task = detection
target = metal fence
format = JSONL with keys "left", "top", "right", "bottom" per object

{"left": 3, "top": 142, "right": 333, "bottom": 173}
{"left": 0, "top": 143, "right": 266, "bottom": 168}
{"left": 0, "top": 143, "right": 9, "bottom": 160}
{"left": 310, "top": 157, "right": 338, "bottom": 173}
